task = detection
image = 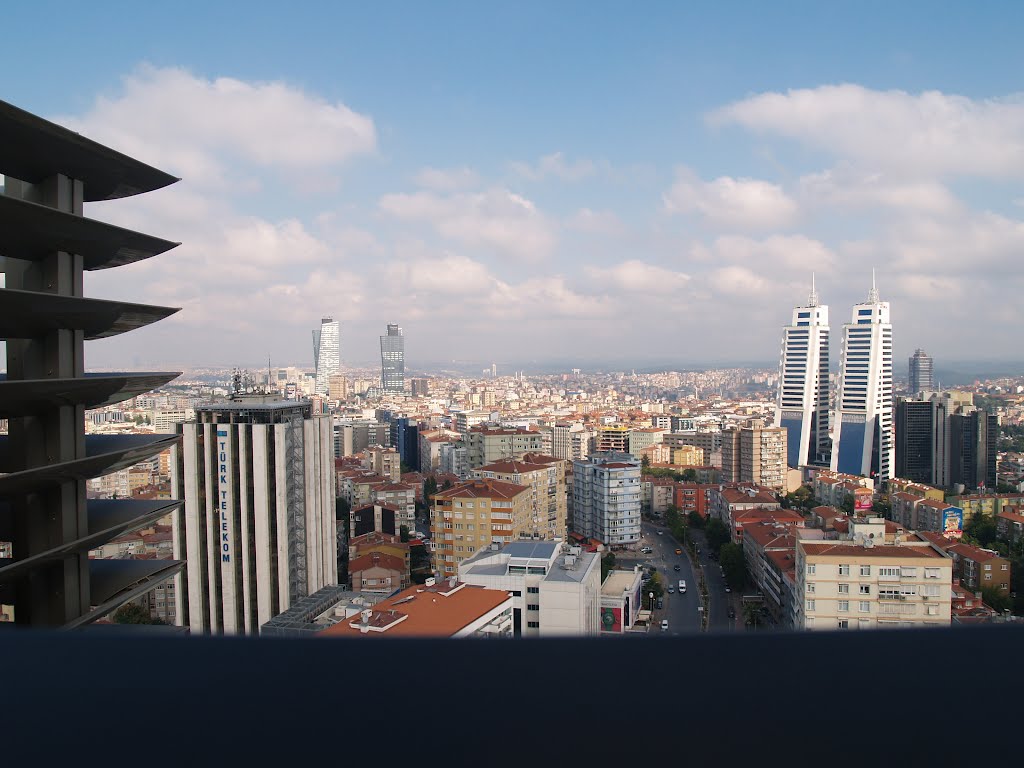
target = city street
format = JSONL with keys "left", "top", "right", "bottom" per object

{"left": 615, "top": 522, "right": 701, "bottom": 636}
{"left": 688, "top": 528, "right": 739, "bottom": 632}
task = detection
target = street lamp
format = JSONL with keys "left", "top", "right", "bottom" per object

{"left": 649, "top": 591, "right": 654, "bottom": 613}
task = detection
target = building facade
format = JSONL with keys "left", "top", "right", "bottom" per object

{"left": 720, "top": 420, "right": 787, "bottom": 492}
{"left": 313, "top": 317, "right": 340, "bottom": 397}
{"left": 775, "top": 279, "right": 830, "bottom": 469}
{"left": 895, "top": 397, "right": 934, "bottom": 485}
{"left": 572, "top": 453, "right": 642, "bottom": 548}
{"left": 379, "top": 323, "right": 405, "bottom": 393}
{"left": 473, "top": 454, "right": 569, "bottom": 541}
{"left": 171, "top": 398, "right": 337, "bottom": 635}
{"left": 831, "top": 277, "right": 894, "bottom": 482}
{"left": 908, "top": 349, "right": 934, "bottom": 395}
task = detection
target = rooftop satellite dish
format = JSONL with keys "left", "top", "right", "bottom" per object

{"left": 864, "top": 538, "right": 874, "bottom": 548}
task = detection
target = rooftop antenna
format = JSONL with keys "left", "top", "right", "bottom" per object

{"left": 868, "top": 268, "right": 880, "bottom": 303}
{"left": 808, "top": 272, "right": 819, "bottom": 308}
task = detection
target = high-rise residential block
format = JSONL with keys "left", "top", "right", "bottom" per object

{"left": 572, "top": 453, "right": 642, "bottom": 548}
{"left": 429, "top": 479, "right": 533, "bottom": 577}
{"left": 775, "top": 278, "right": 830, "bottom": 468}
{"left": 327, "top": 373, "right": 348, "bottom": 402}
{"left": 465, "top": 426, "right": 544, "bottom": 468}
{"left": 379, "top": 322, "right": 405, "bottom": 393}
{"left": 171, "top": 397, "right": 337, "bottom": 635}
{"left": 831, "top": 275, "right": 894, "bottom": 482}
{"left": 312, "top": 317, "right": 340, "bottom": 397}
{"left": 908, "top": 349, "right": 934, "bottom": 395}
{"left": 473, "top": 454, "right": 568, "bottom": 541}
{"left": 596, "top": 424, "right": 629, "bottom": 454}
{"left": 720, "top": 420, "right": 787, "bottom": 492}
{"left": 0, "top": 99, "right": 183, "bottom": 626}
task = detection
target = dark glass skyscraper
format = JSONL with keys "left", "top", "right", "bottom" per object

{"left": 380, "top": 323, "right": 405, "bottom": 393}
{"left": 895, "top": 398, "right": 934, "bottom": 484}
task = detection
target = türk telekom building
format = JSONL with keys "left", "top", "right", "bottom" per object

{"left": 171, "top": 396, "right": 336, "bottom": 634}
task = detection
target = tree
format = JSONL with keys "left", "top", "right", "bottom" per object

{"left": 112, "top": 602, "right": 165, "bottom": 625}
{"left": 642, "top": 573, "right": 664, "bottom": 609}
{"left": 601, "top": 552, "right": 617, "bottom": 582}
{"left": 399, "top": 524, "right": 410, "bottom": 542}
{"left": 840, "top": 496, "right": 855, "bottom": 515}
{"left": 641, "top": 454, "right": 651, "bottom": 470}
{"left": 682, "top": 469, "right": 697, "bottom": 482}
{"left": 687, "top": 510, "right": 705, "bottom": 529}
{"left": 442, "top": 478, "right": 453, "bottom": 491}
{"left": 872, "top": 494, "right": 892, "bottom": 519}
{"left": 982, "top": 586, "right": 1012, "bottom": 613}
{"left": 742, "top": 601, "right": 762, "bottom": 628}
{"left": 719, "top": 543, "right": 747, "bottom": 589}
{"left": 964, "top": 513, "right": 997, "bottom": 548}
{"left": 704, "top": 518, "right": 730, "bottom": 554}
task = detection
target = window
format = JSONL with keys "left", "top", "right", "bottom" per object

{"left": 805, "top": 617, "right": 814, "bottom": 627}
{"left": 925, "top": 568, "right": 940, "bottom": 579}
{"left": 839, "top": 583, "right": 850, "bottom": 594}
{"left": 511, "top": 590, "right": 522, "bottom": 597}
{"left": 806, "top": 563, "right": 816, "bottom": 575}
{"left": 859, "top": 584, "right": 870, "bottom": 595}
{"left": 527, "top": 621, "right": 540, "bottom": 628}
{"left": 984, "top": 564, "right": 992, "bottom": 571}
{"left": 838, "top": 620, "right": 849, "bottom": 630}
{"left": 806, "top": 600, "right": 816, "bottom": 611}
{"left": 838, "top": 600, "right": 849, "bottom": 612}
{"left": 984, "top": 573, "right": 992, "bottom": 581}
{"left": 527, "top": 604, "right": 539, "bottom": 611}
{"left": 1002, "top": 564, "right": 1010, "bottom": 571}
{"left": 839, "top": 564, "right": 850, "bottom": 576}
{"left": 806, "top": 582, "right": 816, "bottom": 594}
{"left": 927, "top": 605, "right": 938, "bottom": 616}
{"left": 859, "top": 601, "right": 870, "bottom": 613}
{"left": 860, "top": 565, "right": 871, "bottom": 576}
{"left": 879, "top": 567, "right": 899, "bottom": 578}
{"left": 901, "top": 567, "right": 917, "bottom": 578}
{"left": 527, "top": 586, "right": 539, "bottom": 594}
{"left": 923, "top": 584, "right": 940, "bottom": 597}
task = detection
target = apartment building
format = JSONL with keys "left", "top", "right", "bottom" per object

{"left": 465, "top": 426, "right": 544, "bottom": 469}
{"left": 795, "top": 523, "right": 953, "bottom": 630}
{"left": 628, "top": 427, "right": 667, "bottom": 457}
{"left": 572, "top": 453, "right": 642, "bottom": 549}
{"left": 948, "top": 493, "right": 1024, "bottom": 523}
{"left": 720, "top": 420, "right": 787, "bottom": 492}
{"left": 664, "top": 431, "right": 721, "bottom": 466}
{"left": 430, "top": 479, "right": 532, "bottom": 577}
{"left": 459, "top": 541, "right": 600, "bottom": 636}
{"left": 363, "top": 446, "right": 401, "bottom": 481}
{"left": 597, "top": 424, "right": 630, "bottom": 454}
{"left": 917, "top": 533, "right": 1011, "bottom": 593}
{"left": 472, "top": 454, "right": 568, "bottom": 541}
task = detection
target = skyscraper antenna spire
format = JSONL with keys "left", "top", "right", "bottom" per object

{"left": 868, "top": 268, "right": 879, "bottom": 303}
{"left": 808, "top": 272, "right": 819, "bottom": 307}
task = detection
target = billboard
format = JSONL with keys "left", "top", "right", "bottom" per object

{"left": 942, "top": 507, "right": 964, "bottom": 539}
{"left": 854, "top": 490, "right": 873, "bottom": 511}
{"left": 600, "top": 607, "right": 622, "bottom": 633}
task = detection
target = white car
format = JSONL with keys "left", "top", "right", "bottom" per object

{"left": 657, "top": 531, "right": 663, "bottom": 536}
{"left": 678, "top": 580, "right": 687, "bottom": 593}
{"left": 661, "top": 620, "right": 669, "bottom": 631}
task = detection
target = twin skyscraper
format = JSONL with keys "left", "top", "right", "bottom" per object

{"left": 775, "top": 274, "right": 894, "bottom": 482}
{"left": 312, "top": 318, "right": 406, "bottom": 396}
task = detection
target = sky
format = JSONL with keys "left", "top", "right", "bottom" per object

{"left": 5, "top": 1, "right": 1024, "bottom": 372}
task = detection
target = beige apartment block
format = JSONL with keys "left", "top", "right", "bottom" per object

{"left": 721, "top": 419, "right": 787, "bottom": 492}
{"left": 795, "top": 524, "right": 953, "bottom": 631}
{"left": 430, "top": 479, "right": 532, "bottom": 577}
{"left": 472, "top": 454, "right": 569, "bottom": 541}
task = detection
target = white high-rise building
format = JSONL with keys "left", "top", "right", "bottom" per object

{"left": 171, "top": 397, "right": 337, "bottom": 635}
{"left": 775, "top": 277, "right": 830, "bottom": 469}
{"left": 312, "top": 317, "right": 340, "bottom": 397}
{"left": 831, "top": 274, "right": 894, "bottom": 482}
{"left": 572, "top": 452, "right": 642, "bottom": 547}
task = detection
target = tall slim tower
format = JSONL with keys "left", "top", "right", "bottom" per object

{"left": 380, "top": 323, "right": 405, "bottom": 393}
{"left": 831, "top": 273, "right": 894, "bottom": 482}
{"left": 312, "top": 317, "right": 340, "bottom": 397}
{"left": 776, "top": 276, "right": 830, "bottom": 468}
{"left": 908, "top": 349, "right": 933, "bottom": 394}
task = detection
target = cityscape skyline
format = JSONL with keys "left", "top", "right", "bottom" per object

{"left": 4, "top": 4, "right": 1024, "bottom": 368}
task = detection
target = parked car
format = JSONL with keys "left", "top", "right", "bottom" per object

{"left": 673, "top": 564, "right": 681, "bottom": 571}
{"left": 675, "top": 548, "right": 682, "bottom": 555}
{"left": 667, "top": 586, "right": 675, "bottom": 594}
{"left": 678, "top": 580, "right": 687, "bottom": 593}
{"left": 661, "top": 620, "right": 669, "bottom": 631}
{"left": 656, "top": 598, "right": 664, "bottom": 610}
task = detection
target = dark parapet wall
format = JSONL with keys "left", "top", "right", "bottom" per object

{"left": 0, "top": 99, "right": 184, "bottom": 627}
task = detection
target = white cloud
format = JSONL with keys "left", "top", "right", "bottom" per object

{"left": 711, "top": 84, "right": 1024, "bottom": 179}
{"left": 798, "top": 168, "right": 960, "bottom": 214}
{"left": 701, "top": 234, "right": 837, "bottom": 273}
{"left": 413, "top": 166, "right": 481, "bottom": 191}
{"left": 58, "top": 64, "right": 376, "bottom": 188}
{"left": 566, "top": 208, "right": 625, "bottom": 235}
{"left": 706, "top": 265, "right": 775, "bottom": 296}
{"left": 586, "top": 260, "right": 690, "bottom": 294}
{"left": 663, "top": 167, "right": 799, "bottom": 230}
{"left": 378, "top": 188, "right": 556, "bottom": 260}
{"left": 510, "top": 152, "right": 596, "bottom": 182}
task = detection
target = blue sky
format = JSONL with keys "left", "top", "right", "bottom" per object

{"left": 5, "top": 2, "right": 1024, "bottom": 370}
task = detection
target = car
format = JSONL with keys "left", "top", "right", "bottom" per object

{"left": 657, "top": 531, "right": 663, "bottom": 535}
{"left": 675, "top": 548, "right": 682, "bottom": 555}
{"left": 656, "top": 598, "right": 664, "bottom": 609}
{"left": 640, "top": 546, "right": 653, "bottom": 554}
{"left": 678, "top": 580, "right": 686, "bottom": 592}
{"left": 667, "top": 586, "right": 675, "bottom": 594}
{"left": 725, "top": 586, "right": 731, "bottom": 593}
{"left": 661, "top": 620, "right": 669, "bottom": 631}
{"left": 728, "top": 607, "right": 736, "bottom": 619}
{"left": 673, "top": 564, "right": 681, "bottom": 571}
